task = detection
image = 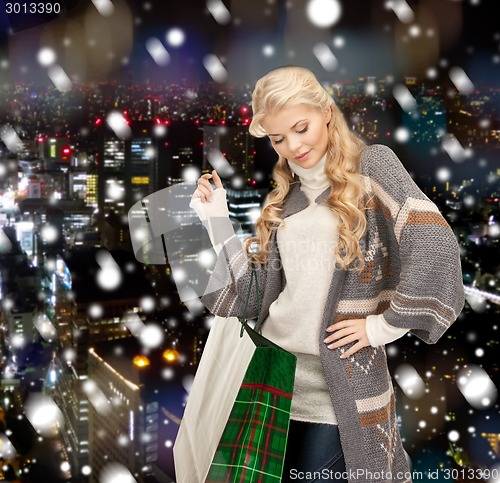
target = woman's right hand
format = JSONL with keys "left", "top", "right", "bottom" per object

{"left": 193, "top": 169, "right": 224, "bottom": 203}
{"left": 189, "top": 169, "right": 233, "bottom": 249}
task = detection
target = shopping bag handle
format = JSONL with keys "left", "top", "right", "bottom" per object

{"left": 238, "top": 262, "right": 262, "bottom": 337}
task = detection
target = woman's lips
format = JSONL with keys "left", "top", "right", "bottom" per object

{"left": 295, "top": 150, "right": 311, "bottom": 160}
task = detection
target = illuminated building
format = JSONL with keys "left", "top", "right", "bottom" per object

{"left": 92, "top": 120, "right": 203, "bottom": 232}
{"left": 99, "top": 139, "right": 126, "bottom": 216}
{"left": 52, "top": 248, "right": 155, "bottom": 475}
{"left": 126, "top": 138, "right": 153, "bottom": 209}
{"left": 101, "top": 212, "right": 131, "bottom": 251}
{"left": 17, "top": 199, "right": 94, "bottom": 265}
{"left": 88, "top": 338, "right": 189, "bottom": 482}
{"left": 103, "top": 140, "right": 126, "bottom": 170}
{"left": 405, "top": 97, "right": 447, "bottom": 144}
{"left": 27, "top": 176, "right": 41, "bottom": 198}
{"left": 86, "top": 174, "right": 98, "bottom": 208}
{"left": 160, "top": 120, "right": 203, "bottom": 188}
{"left": 404, "top": 76, "right": 417, "bottom": 86}
{"left": 94, "top": 121, "right": 170, "bottom": 221}
{"left": 202, "top": 124, "right": 255, "bottom": 181}
{"left": 18, "top": 154, "right": 42, "bottom": 174}
{"left": 0, "top": 227, "right": 40, "bottom": 350}
{"left": 18, "top": 199, "right": 94, "bottom": 255}
{"left": 481, "top": 433, "right": 500, "bottom": 457}
{"left": 69, "top": 172, "right": 90, "bottom": 202}
{"left": 225, "top": 187, "right": 267, "bottom": 236}
{"left": 14, "top": 221, "right": 34, "bottom": 257}
{"left": 37, "top": 136, "right": 74, "bottom": 165}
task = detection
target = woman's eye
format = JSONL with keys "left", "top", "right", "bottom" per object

{"left": 298, "top": 126, "right": 308, "bottom": 134}
{"left": 274, "top": 138, "right": 284, "bottom": 145}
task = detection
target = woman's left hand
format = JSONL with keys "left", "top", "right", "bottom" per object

{"left": 323, "top": 319, "right": 370, "bottom": 359}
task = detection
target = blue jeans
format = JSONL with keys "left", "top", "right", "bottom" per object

{"left": 282, "top": 420, "right": 347, "bottom": 483}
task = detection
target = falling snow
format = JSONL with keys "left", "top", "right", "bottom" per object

{"left": 140, "top": 296, "right": 155, "bottom": 312}
{"left": 100, "top": 463, "right": 137, "bottom": 483}
{"left": 206, "top": 148, "right": 235, "bottom": 176}
{"left": 25, "top": 394, "right": 64, "bottom": 436}
{"left": 83, "top": 379, "right": 111, "bottom": 415}
{"left": 394, "top": 126, "right": 410, "bottom": 143}
{"left": 206, "top": 0, "right": 231, "bottom": 25}
{"left": 37, "top": 47, "right": 57, "bottom": 66}
{"left": 449, "top": 66, "right": 475, "bottom": 94}
{"left": 96, "top": 249, "right": 123, "bottom": 291}
{"left": 457, "top": 365, "right": 498, "bottom": 409}
{"left": 203, "top": 54, "right": 228, "bottom": 83}
{"left": 106, "top": 181, "right": 125, "bottom": 201}
{"left": 91, "top": 0, "right": 114, "bottom": 17}
{"left": 182, "top": 375, "right": 194, "bottom": 394}
{"left": 386, "top": 0, "right": 414, "bottom": 23}
{"left": 139, "top": 323, "right": 164, "bottom": 349}
{"left": 47, "top": 65, "right": 72, "bottom": 92}
{"left": 306, "top": 0, "right": 342, "bottom": 28}
{"left": 182, "top": 166, "right": 201, "bottom": 184}
{"left": 146, "top": 37, "right": 171, "bottom": 67}
{"left": 395, "top": 364, "right": 426, "bottom": 399}
{"left": 0, "top": 125, "right": 22, "bottom": 153}
{"left": 40, "top": 224, "right": 59, "bottom": 243}
{"left": 122, "top": 312, "right": 145, "bottom": 337}
{"left": 166, "top": 28, "right": 186, "bottom": 47}
{"left": 313, "top": 43, "right": 338, "bottom": 72}
{"left": 442, "top": 133, "right": 469, "bottom": 163}
{"left": 392, "top": 84, "right": 418, "bottom": 112}
{"left": 88, "top": 303, "right": 104, "bottom": 318}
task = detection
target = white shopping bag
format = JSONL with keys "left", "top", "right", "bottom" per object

{"left": 173, "top": 315, "right": 257, "bottom": 483}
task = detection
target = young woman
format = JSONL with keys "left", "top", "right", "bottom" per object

{"left": 190, "top": 66, "right": 464, "bottom": 483}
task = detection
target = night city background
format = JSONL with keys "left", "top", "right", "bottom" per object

{"left": 0, "top": 0, "right": 499, "bottom": 481}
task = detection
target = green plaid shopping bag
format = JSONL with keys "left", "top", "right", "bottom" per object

{"left": 206, "top": 265, "right": 297, "bottom": 483}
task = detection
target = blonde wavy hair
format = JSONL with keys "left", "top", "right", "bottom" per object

{"left": 244, "top": 65, "right": 368, "bottom": 272}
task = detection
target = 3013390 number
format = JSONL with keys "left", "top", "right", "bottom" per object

{"left": 5, "top": 2, "right": 61, "bottom": 14}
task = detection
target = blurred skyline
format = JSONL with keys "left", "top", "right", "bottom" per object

{"left": 1, "top": 0, "right": 500, "bottom": 87}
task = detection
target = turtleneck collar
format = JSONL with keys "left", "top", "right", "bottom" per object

{"left": 287, "top": 151, "right": 330, "bottom": 190}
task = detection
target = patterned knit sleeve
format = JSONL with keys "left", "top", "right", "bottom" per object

{"left": 199, "top": 236, "right": 267, "bottom": 319}
{"left": 361, "top": 144, "right": 465, "bottom": 344}
{"left": 190, "top": 190, "right": 267, "bottom": 320}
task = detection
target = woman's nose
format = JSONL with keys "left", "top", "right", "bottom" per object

{"left": 288, "top": 135, "right": 302, "bottom": 153}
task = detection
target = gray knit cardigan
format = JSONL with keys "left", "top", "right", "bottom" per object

{"left": 200, "top": 144, "right": 465, "bottom": 483}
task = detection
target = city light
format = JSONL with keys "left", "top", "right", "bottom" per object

{"left": 133, "top": 355, "right": 150, "bottom": 368}
{"left": 162, "top": 349, "right": 180, "bottom": 363}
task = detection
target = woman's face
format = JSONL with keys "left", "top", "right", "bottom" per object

{"left": 261, "top": 103, "right": 331, "bottom": 169}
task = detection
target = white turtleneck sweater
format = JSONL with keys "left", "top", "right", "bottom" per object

{"left": 190, "top": 153, "right": 407, "bottom": 425}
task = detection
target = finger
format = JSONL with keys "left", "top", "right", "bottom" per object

{"left": 196, "top": 182, "right": 213, "bottom": 196}
{"left": 197, "top": 183, "right": 216, "bottom": 201}
{"left": 198, "top": 178, "right": 214, "bottom": 190}
{"left": 327, "top": 334, "right": 358, "bottom": 349}
{"left": 198, "top": 188, "right": 213, "bottom": 202}
{"left": 212, "top": 170, "right": 224, "bottom": 189}
{"left": 324, "top": 327, "right": 353, "bottom": 344}
{"left": 193, "top": 190, "right": 204, "bottom": 203}
{"left": 194, "top": 186, "right": 212, "bottom": 203}
{"left": 341, "top": 341, "right": 366, "bottom": 359}
{"left": 325, "top": 319, "right": 357, "bottom": 332}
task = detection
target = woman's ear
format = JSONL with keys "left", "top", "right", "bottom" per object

{"left": 324, "top": 107, "right": 332, "bottom": 125}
